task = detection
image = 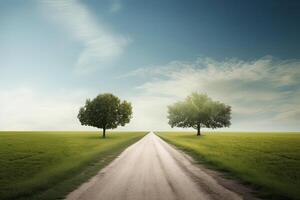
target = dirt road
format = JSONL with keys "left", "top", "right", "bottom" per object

{"left": 66, "top": 132, "right": 255, "bottom": 200}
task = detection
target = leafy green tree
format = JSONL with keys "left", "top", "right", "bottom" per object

{"left": 168, "top": 93, "right": 231, "bottom": 136}
{"left": 78, "top": 93, "right": 132, "bottom": 138}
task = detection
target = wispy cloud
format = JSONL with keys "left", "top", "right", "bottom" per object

{"left": 41, "top": 0, "right": 129, "bottom": 72}
{"left": 109, "top": 0, "right": 122, "bottom": 13}
{"left": 3, "top": 57, "right": 299, "bottom": 131}
{"left": 123, "top": 56, "right": 300, "bottom": 131}
{"left": 0, "top": 87, "right": 97, "bottom": 130}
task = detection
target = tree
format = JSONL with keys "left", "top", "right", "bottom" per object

{"left": 167, "top": 93, "right": 231, "bottom": 136}
{"left": 78, "top": 93, "right": 132, "bottom": 138}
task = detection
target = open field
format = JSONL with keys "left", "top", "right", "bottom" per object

{"left": 157, "top": 132, "right": 300, "bottom": 200}
{"left": 0, "top": 131, "right": 146, "bottom": 200}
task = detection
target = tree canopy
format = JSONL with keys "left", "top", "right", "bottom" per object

{"left": 78, "top": 93, "right": 132, "bottom": 138}
{"left": 167, "top": 93, "right": 231, "bottom": 135}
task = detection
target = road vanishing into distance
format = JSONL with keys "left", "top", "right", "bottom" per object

{"left": 67, "top": 132, "right": 256, "bottom": 200}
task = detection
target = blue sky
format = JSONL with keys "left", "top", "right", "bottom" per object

{"left": 0, "top": 0, "right": 300, "bottom": 131}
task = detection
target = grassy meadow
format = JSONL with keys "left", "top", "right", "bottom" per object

{"left": 157, "top": 132, "right": 300, "bottom": 200}
{"left": 0, "top": 131, "right": 146, "bottom": 200}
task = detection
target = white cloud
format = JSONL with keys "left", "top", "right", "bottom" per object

{"left": 40, "top": 0, "right": 129, "bottom": 72}
{"left": 109, "top": 0, "right": 122, "bottom": 13}
{"left": 123, "top": 56, "right": 300, "bottom": 131}
{"left": 1, "top": 56, "right": 299, "bottom": 131}
{"left": 0, "top": 87, "right": 97, "bottom": 130}
{"left": 0, "top": 87, "right": 173, "bottom": 131}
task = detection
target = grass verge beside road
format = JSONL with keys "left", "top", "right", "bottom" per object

{"left": 0, "top": 131, "right": 146, "bottom": 200}
{"left": 157, "top": 132, "right": 300, "bottom": 200}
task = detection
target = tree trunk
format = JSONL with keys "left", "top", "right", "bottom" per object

{"left": 197, "top": 124, "right": 201, "bottom": 136}
{"left": 102, "top": 127, "right": 106, "bottom": 138}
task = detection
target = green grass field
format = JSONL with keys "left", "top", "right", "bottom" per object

{"left": 157, "top": 132, "right": 300, "bottom": 200}
{"left": 0, "top": 131, "right": 146, "bottom": 200}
